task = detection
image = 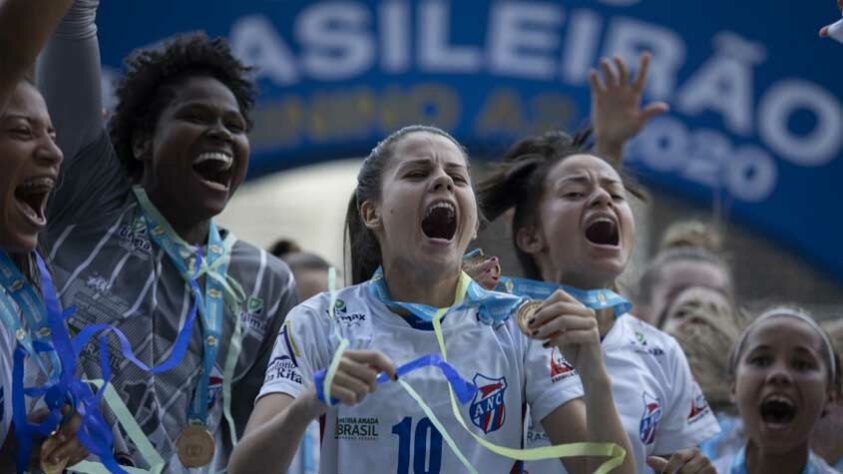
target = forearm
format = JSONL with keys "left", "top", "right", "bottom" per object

{"left": 595, "top": 138, "right": 625, "bottom": 167}
{"left": 0, "top": 0, "right": 75, "bottom": 110}
{"left": 580, "top": 367, "right": 635, "bottom": 474}
{"left": 229, "top": 393, "right": 323, "bottom": 474}
{"left": 36, "top": 0, "right": 103, "bottom": 159}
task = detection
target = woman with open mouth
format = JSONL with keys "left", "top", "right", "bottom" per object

{"left": 34, "top": 0, "right": 298, "bottom": 471}
{"left": 713, "top": 306, "right": 841, "bottom": 473}
{"left": 0, "top": 0, "right": 91, "bottom": 470}
{"left": 230, "top": 125, "right": 636, "bottom": 474}
{"left": 475, "top": 54, "right": 722, "bottom": 474}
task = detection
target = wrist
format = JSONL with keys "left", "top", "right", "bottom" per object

{"left": 290, "top": 389, "right": 327, "bottom": 422}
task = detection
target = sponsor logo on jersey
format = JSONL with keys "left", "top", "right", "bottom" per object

{"left": 265, "top": 355, "right": 303, "bottom": 385}
{"left": 240, "top": 296, "right": 267, "bottom": 335}
{"left": 334, "top": 417, "right": 380, "bottom": 440}
{"left": 629, "top": 330, "right": 665, "bottom": 356}
{"left": 326, "top": 298, "right": 367, "bottom": 327}
{"left": 688, "top": 382, "right": 711, "bottom": 423}
{"left": 550, "top": 347, "right": 577, "bottom": 383}
{"left": 639, "top": 392, "right": 663, "bottom": 445}
{"left": 470, "top": 374, "right": 508, "bottom": 434}
{"left": 117, "top": 220, "right": 153, "bottom": 256}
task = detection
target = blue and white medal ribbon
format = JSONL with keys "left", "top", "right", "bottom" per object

{"left": 497, "top": 276, "right": 632, "bottom": 318}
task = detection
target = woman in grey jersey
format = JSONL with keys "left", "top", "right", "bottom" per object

{"left": 35, "top": 0, "right": 298, "bottom": 471}
{"left": 0, "top": 0, "right": 90, "bottom": 469}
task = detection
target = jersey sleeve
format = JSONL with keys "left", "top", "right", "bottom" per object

{"left": 523, "top": 335, "right": 585, "bottom": 425}
{"left": 652, "top": 339, "right": 721, "bottom": 454}
{"left": 257, "top": 300, "right": 334, "bottom": 401}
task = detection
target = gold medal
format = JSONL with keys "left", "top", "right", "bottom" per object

{"left": 516, "top": 300, "right": 543, "bottom": 336}
{"left": 176, "top": 425, "right": 216, "bottom": 468}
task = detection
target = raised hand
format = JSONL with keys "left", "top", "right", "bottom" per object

{"left": 819, "top": 0, "right": 843, "bottom": 40}
{"left": 462, "top": 255, "right": 501, "bottom": 290}
{"left": 647, "top": 448, "right": 716, "bottom": 474}
{"left": 590, "top": 52, "right": 670, "bottom": 165}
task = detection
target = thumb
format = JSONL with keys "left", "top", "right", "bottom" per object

{"left": 647, "top": 456, "right": 669, "bottom": 473}
{"left": 641, "top": 102, "right": 670, "bottom": 123}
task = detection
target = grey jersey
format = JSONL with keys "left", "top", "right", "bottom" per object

{"left": 42, "top": 131, "right": 297, "bottom": 471}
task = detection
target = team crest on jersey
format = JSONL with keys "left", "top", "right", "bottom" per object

{"left": 688, "top": 382, "right": 711, "bottom": 423}
{"left": 639, "top": 392, "right": 662, "bottom": 445}
{"left": 239, "top": 296, "right": 267, "bottom": 335}
{"left": 470, "top": 374, "right": 507, "bottom": 434}
{"left": 550, "top": 347, "right": 577, "bottom": 383}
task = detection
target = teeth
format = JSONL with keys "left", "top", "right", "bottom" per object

{"left": 17, "top": 177, "right": 56, "bottom": 194}
{"left": 591, "top": 217, "right": 615, "bottom": 226}
{"left": 194, "top": 152, "right": 233, "bottom": 170}
{"left": 426, "top": 202, "right": 455, "bottom": 217}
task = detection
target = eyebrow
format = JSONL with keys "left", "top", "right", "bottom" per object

{"left": 556, "top": 175, "right": 622, "bottom": 187}
{"left": 397, "top": 158, "right": 467, "bottom": 172}
{"left": 1, "top": 114, "right": 54, "bottom": 131}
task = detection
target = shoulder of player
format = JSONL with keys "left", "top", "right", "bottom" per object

{"left": 228, "top": 239, "right": 295, "bottom": 287}
{"left": 288, "top": 283, "right": 371, "bottom": 326}
{"left": 612, "top": 314, "right": 685, "bottom": 367}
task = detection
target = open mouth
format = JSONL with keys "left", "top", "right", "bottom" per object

{"left": 14, "top": 177, "right": 54, "bottom": 225}
{"left": 192, "top": 152, "right": 234, "bottom": 190}
{"left": 584, "top": 217, "right": 619, "bottom": 246}
{"left": 421, "top": 201, "right": 457, "bottom": 241}
{"left": 760, "top": 395, "right": 797, "bottom": 426}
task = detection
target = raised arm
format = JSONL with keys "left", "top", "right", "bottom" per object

{"left": 590, "top": 52, "right": 669, "bottom": 167}
{"left": 0, "top": 0, "right": 75, "bottom": 113}
{"left": 36, "top": 0, "right": 103, "bottom": 160}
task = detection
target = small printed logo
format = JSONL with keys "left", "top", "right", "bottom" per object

{"left": 265, "top": 355, "right": 303, "bottom": 385}
{"left": 470, "top": 374, "right": 508, "bottom": 434}
{"left": 630, "top": 331, "right": 665, "bottom": 356}
{"left": 247, "top": 296, "right": 264, "bottom": 314}
{"left": 550, "top": 347, "right": 577, "bottom": 383}
{"left": 327, "top": 298, "right": 367, "bottom": 327}
{"left": 639, "top": 392, "right": 662, "bottom": 445}
{"left": 334, "top": 417, "right": 379, "bottom": 440}
{"left": 688, "top": 383, "right": 711, "bottom": 423}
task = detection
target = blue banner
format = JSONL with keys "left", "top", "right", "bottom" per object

{"left": 97, "top": 0, "right": 843, "bottom": 281}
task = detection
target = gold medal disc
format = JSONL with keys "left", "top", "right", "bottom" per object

{"left": 517, "top": 300, "right": 543, "bottom": 336}
{"left": 176, "top": 425, "right": 216, "bottom": 468}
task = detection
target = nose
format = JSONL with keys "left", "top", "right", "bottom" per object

{"left": 765, "top": 361, "right": 794, "bottom": 387}
{"left": 35, "top": 136, "right": 64, "bottom": 168}
{"left": 588, "top": 187, "right": 612, "bottom": 208}
{"left": 206, "top": 120, "right": 233, "bottom": 142}
{"left": 431, "top": 167, "right": 454, "bottom": 193}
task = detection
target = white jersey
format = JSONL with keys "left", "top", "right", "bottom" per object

{"left": 712, "top": 449, "right": 841, "bottom": 474}
{"left": 0, "top": 322, "right": 12, "bottom": 450}
{"left": 259, "top": 283, "right": 585, "bottom": 474}
{"left": 523, "top": 314, "right": 721, "bottom": 474}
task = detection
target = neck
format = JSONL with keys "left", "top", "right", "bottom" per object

{"left": 745, "top": 440, "right": 810, "bottom": 474}
{"left": 144, "top": 186, "right": 211, "bottom": 246}
{"left": 539, "top": 265, "right": 618, "bottom": 336}
{"left": 382, "top": 260, "right": 461, "bottom": 308}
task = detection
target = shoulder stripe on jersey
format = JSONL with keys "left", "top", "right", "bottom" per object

{"left": 122, "top": 267, "right": 157, "bottom": 318}
{"left": 48, "top": 224, "right": 76, "bottom": 261}
{"left": 250, "top": 249, "right": 268, "bottom": 297}
{"left": 108, "top": 251, "right": 134, "bottom": 289}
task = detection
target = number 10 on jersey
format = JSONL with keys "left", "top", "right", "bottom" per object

{"left": 391, "top": 417, "right": 444, "bottom": 474}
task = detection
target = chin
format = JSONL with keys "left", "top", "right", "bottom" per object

{"left": 0, "top": 234, "right": 38, "bottom": 255}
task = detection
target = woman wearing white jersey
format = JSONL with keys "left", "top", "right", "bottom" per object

{"left": 230, "top": 125, "right": 636, "bottom": 474}
{"left": 475, "top": 54, "right": 721, "bottom": 474}
{"left": 0, "top": 0, "right": 90, "bottom": 469}
{"left": 711, "top": 306, "right": 841, "bottom": 474}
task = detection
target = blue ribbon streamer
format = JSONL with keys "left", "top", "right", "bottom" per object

{"left": 496, "top": 276, "right": 632, "bottom": 318}
{"left": 314, "top": 354, "right": 478, "bottom": 406}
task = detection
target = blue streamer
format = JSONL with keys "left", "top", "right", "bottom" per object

{"left": 496, "top": 276, "right": 632, "bottom": 318}
{"left": 314, "top": 354, "right": 478, "bottom": 406}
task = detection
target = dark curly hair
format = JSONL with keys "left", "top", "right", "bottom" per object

{"left": 109, "top": 32, "right": 256, "bottom": 180}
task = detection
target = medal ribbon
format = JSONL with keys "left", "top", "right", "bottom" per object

{"left": 497, "top": 276, "right": 632, "bottom": 318}
{"left": 316, "top": 268, "right": 626, "bottom": 474}
{"left": 132, "top": 187, "right": 232, "bottom": 435}
{"left": 729, "top": 446, "right": 821, "bottom": 474}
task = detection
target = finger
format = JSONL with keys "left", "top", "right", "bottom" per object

{"left": 641, "top": 102, "right": 670, "bottom": 123}
{"left": 820, "top": 25, "right": 830, "bottom": 37}
{"left": 40, "top": 435, "right": 60, "bottom": 463}
{"left": 600, "top": 58, "right": 618, "bottom": 88}
{"left": 329, "top": 384, "right": 362, "bottom": 406}
{"left": 613, "top": 55, "right": 629, "bottom": 85}
{"left": 529, "top": 302, "right": 593, "bottom": 330}
{"left": 50, "top": 438, "right": 85, "bottom": 466}
{"left": 588, "top": 69, "right": 606, "bottom": 93}
{"left": 663, "top": 449, "right": 699, "bottom": 473}
{"left": 347, "top": 351, "right": 397, "bottom": 380}
{"left": 542, "top": 288, "right": 582, "bottom": 306}
{"left": 647, "top": 456, "right": 669, "bottom": 473}
{"left": 533, "top": 315, "right": 596, "bottom": 340}
{"left": 675, "top": 452, "right": 713, "bottom": 474}
{"left": 332, "top": 371, "right": 374, "bottom": 399}
{"left": 544, "top": 328, "right": 600, "bottom": 348}
{"left": 338, "top": 358, "right": 379, "bottom": 390}
{"left": 66, "top": 444, "right": 89, "bottom": 467}
{"left": 633, "top": 51, "right": 652, "bottom": 92}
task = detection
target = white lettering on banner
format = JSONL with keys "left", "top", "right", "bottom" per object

{"left": 602, "top": 17, "right": 687, "bottom": 100}
{"left": 419, "top": 0, "right": 482, "bottom": 73}
{"left": 489, "top": 2, "right": 564, "bottom": 80}
{"left": 759, "top": 80, "right": 843, "bottom": 167}
{"left": 677, "top": 32, "right": 766, "bottom": 136}
{"left": 561, "top": 10, "right": 603, "bottom": 85}
{"left": 231, "top": 15, "right": 299, "bottom": 85}
{"left": 297, "top": 2, "right": 374, "bottom": 80}
{"left": 380, "top": 1, "right": 410, "bottom": 73}
{"left": 223, "top": 0, "right": 842, "bottom": 200}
